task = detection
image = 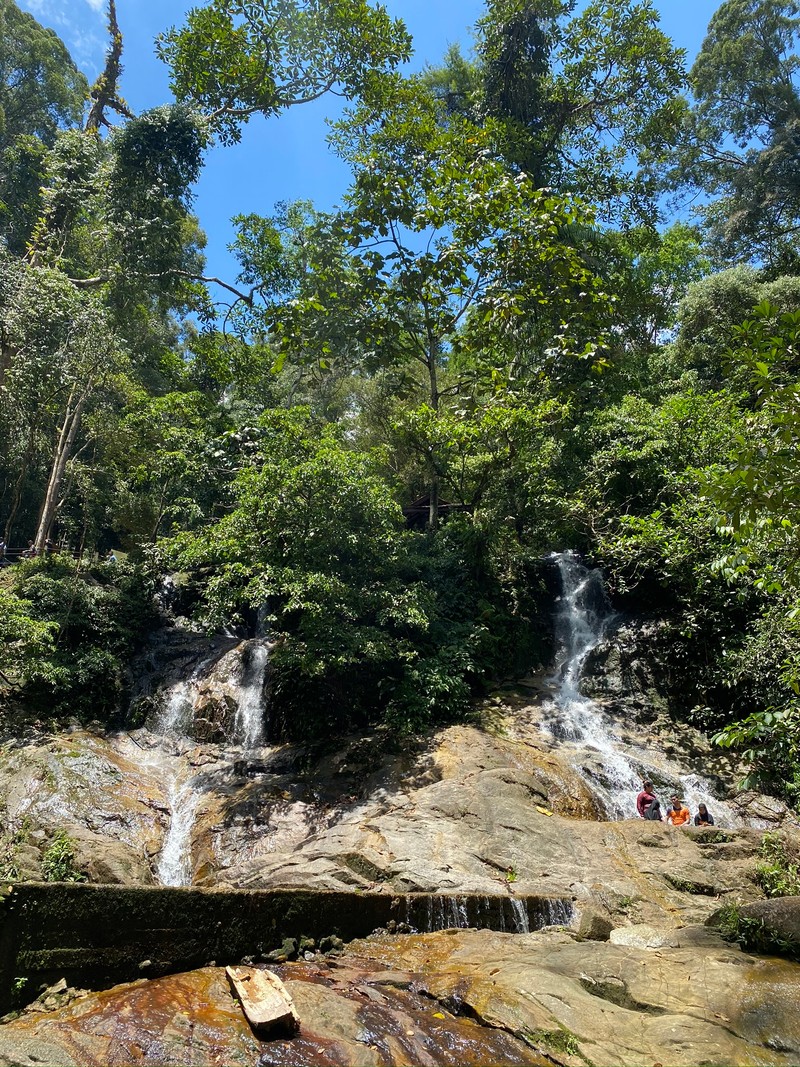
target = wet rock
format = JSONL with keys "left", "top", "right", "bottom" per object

{"left": 0, "top": 961, "right": 549, "bottom": 1067}
{"left": 349, "top": 929, "right": 800, "bottom": 1065}
{"left": 264, "top": 936, "right": 298, "bottom": 963}
{"left": 319, "top": 935, "right": 344, "bottom": 954}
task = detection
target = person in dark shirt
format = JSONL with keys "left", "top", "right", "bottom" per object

{"left": 644, "top": 798, "right": 663, "bottom": 821}
{"left": 694, "top": 803, "right": 715, "bottom": 826}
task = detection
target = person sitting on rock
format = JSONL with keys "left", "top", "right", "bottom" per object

{"left": 644, "top": 797, "right": 663, "bottom": 821}
{"left": 694, "top": 803, "right": 715, "bottom": 826}
{"left": 636, "top": 780, "right": 656, "bottom": 818}
{"left": 666, "top": 796, "right": 691, "bottom": 826}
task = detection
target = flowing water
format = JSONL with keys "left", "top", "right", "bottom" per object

{"left": 233, "top": 640, "right": 269, "bottom": 749}
{"left": 149, "top": 639, "right": 272, "bottom": 886}
{"left": 541, "top": 550, "right": 745, "bottom": 825}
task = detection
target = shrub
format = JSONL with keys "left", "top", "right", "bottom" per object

{"left": 41, "top": 830, "right": 85, "bottom": 883}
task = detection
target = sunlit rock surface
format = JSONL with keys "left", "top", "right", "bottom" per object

{"left": 0, "top": 716, "right": 795, "bottom": 929}
{"left": 1, "top": 929, "right": 798, "bottom": 1067}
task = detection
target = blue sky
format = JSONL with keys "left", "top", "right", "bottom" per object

{"left": 20, "top": 0, "right": 721, "bottom": 286}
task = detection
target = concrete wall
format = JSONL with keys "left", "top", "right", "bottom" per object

{"left": 0, "top": 883, "right": 573, "bottom": 1011}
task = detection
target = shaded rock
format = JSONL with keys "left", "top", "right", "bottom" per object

{"left": 577, "top": 907, "right": 613, "bottom": 941}
{"left": 739, "top": 897, "right": 800, "bottom": 950}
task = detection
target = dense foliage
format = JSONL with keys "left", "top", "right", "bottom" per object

{"left": 1, "top": 0, "right": 800, "bottom": 804}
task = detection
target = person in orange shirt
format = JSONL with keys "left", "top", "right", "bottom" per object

{"left": 666, "top": 796, "right": 691, "bottom": 826}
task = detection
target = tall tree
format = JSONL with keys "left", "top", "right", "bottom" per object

{"left": 679, "top": 0, "right": 800, "bottom": 266}
{"left": 0, "top": 0, "right": 87, "bottom": 149}
{"left": 156, "top": 0, "right": 412, "bottom": 145}
{"left": 423, "top": 0, "right": 687, "bottom": 227}
{"left": 0, "top": 0, "right": 88, "bottom": 252}
{"left": 238, "top": 110, "right": 612, "bottom": 525}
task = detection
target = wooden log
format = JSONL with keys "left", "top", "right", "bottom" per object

{"left": 226, "top": 965, "right": 300, "bottom": 1035}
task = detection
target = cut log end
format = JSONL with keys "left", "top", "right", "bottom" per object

{"left": 226, "top": 965, "right": 301, "bottom": 1035}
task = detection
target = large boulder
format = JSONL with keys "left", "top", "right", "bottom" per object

{"left": 739, "top": 896, "right": 800, "bottom": 954}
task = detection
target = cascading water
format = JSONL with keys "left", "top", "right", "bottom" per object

{"left": 150, "top": 638, "right": 271, "bottom": 887}
{"left": 156, "top": 771, "right": 200, "bottom": 886}
{"left": 542, "top": 551, "right": 743, "bottom": 824}
{"left": 148, "top": 669, "right": 206, "bottom": 887}
{"left": 234, "top": 641, "right": 268, "bottom": 751}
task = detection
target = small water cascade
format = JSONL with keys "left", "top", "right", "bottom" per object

{"left": 400, "top": 893, "right": 574, "bottom": 933}
{"left": 234, "top": 640, "right": 269, "bottom": 751}
{"left": 508, "top": 897, "right": 530, "bottom": 933}
{"left": 542, "top": 550, "right": 742, "bottom": 824}
{"left": 155, "top": 770, "right": 200, "bottom": 886}
{"left": 149, "top": 638, "right": 271, "bottom": 887}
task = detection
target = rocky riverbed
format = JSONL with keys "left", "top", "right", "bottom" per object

{"left": 1, "top": 925, "right": 799, "bottom": 1067}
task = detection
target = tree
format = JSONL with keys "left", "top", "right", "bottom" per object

{"left": 423, "top": 0, "right": 687, "bottom": 227}
{"left": 0, "top": 0, "right": 87, "bottom": 252}
{"left": 240, "top": 110, "right": 612, "bottom": 525}
{"left": 0, "top": 0, "right": 419, "bottom": 555}
{"left": 679, "top": 0, "right": 800, "bottom": 265}
{"left": 0, "top": 0, "right": 87, "bottom": 149}
{"left": 156, "top": 0, "right": 412, "bottom": 145}
{"left": 0, "top": 588, "right": 54, "bottom": 692}
{"left": 712, "top": 301, "right": 800, "bottom": 585}
{"left": 669, "top": 266, "right": 800, "bottom": 386}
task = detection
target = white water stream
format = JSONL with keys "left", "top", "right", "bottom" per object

{"left": 151, "top": 639, "right": 271, "bottom": 886}
{"left": 542, "top": 551, "right": 744, "bottom": 825}
{"left": 234, "top": 641, "right": 269, "bottom": 750}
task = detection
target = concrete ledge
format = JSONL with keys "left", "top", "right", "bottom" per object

{"left": 0, "top": 883, "right": 573, "bottom": 1009}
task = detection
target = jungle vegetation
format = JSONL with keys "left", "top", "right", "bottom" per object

{"left": 1, "top": 0, "right": 800, "bottom": 804}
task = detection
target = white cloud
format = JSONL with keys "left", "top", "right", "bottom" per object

{"left": 18, "top": 0, "right": 106, "bottom": 74}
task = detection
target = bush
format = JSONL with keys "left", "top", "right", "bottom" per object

{"left": 9, "top": 554, "right": 158, "bottom": 721}
{"left": 41, "top": 829, "right": 85, "bottom": 883}
{"left": 756, "top": 833, "right": 800, "bottom": 898}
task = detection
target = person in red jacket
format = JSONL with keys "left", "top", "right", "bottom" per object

{"left": 636, "top": 781, "right": 656, "bottom": 818}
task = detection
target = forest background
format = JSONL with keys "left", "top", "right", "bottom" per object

{"left": 1, "top": 0, "right": 800, "bottom": 806}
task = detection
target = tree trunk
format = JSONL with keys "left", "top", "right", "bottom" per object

{"left": 426, "top": 334, "right": 440, "bottom": 530}
{"left": 34, "top": 386, "right": 89, "bottom": 552}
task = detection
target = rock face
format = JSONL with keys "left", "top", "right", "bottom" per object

{"left": 0, "top": 929, "right": 798, "bottom": 1067}
{"left": 2, "top": 588, "right": 800, "bottom": 1065}
{"left": 205, "top": 723, "right": 774, "bottom": 932}
{"left": 0, "top": 711, "right": 794, "bottom": 924}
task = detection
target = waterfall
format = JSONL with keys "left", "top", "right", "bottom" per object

{"left": 509, "top": 897, "right": 530, "bottom": 933}
{"left": 156, "top": 679, "right": 193, "bottom": 738}
{"left": 155, "top": 770, "right": 199, "bottom": 886}
{"left": 543, "top": 551, "right": 742, "bottom": 825}
{"left": 148, "top": 638, "right": 271, "bottom": 887}
{"left": 234, "top": 640, "right": 268, "bottom": 751}
{"left": 148, "top": 669, "right": 205, "bottom": 888}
